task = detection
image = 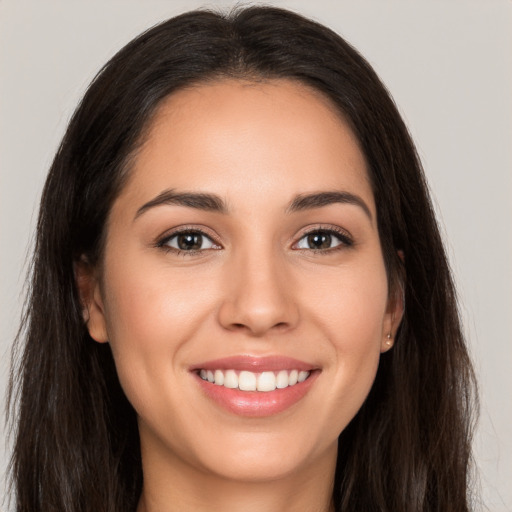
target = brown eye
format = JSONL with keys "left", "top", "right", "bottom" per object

{"left": 163, "top": 231, "right": 218, "bottom": 252}
{"left": 295, "top": 229, "right": 352, "bottom": 251}
{"left": 306, "top": 232, "right": 332, "bottom": 250}
{"left": 177, "top": 233, "right": 203, "bottom": 250}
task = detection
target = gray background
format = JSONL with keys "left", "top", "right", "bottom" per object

{"left": 1, "top": 1, "right": 511, "bottom": 510}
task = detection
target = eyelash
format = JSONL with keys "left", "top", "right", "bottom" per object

{"left": 156, "top": 225, "right": 354, "bottom": 256}
{"left": 156, "top": 226, "right": 221, "bottom": 256}
{"left": 294, "top": 226, "right": 354, "bottom": 253}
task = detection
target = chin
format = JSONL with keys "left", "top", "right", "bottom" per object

{"left": 201, "top": 452, "right": 307, "bottom": 483}
{"left": 192, "top": 429, "right": 335, "bottom": 483}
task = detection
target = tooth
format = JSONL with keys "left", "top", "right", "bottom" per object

{"left": 199, "top": 368, "right": 309, "bottom": 390}
{"left": 238, "top": 371, "right": 257, "bottom": 391}
{"left": 214, "top": 369, "right": 224, "bottom": 386}
{"left": 257, "top": 371, "right": 276, "bottom": 392}
{"left": 223, "top": 369, "right": 238, "bottom": 389}
{"left": 276, "top": 370, "right": 289, "bottom": 389}
{"left": 298, "top": 371, "right": 309, "bottom": 383}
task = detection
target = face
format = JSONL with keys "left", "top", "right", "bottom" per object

{"left": 82, "top": 79, "right": 402, "bottom": 484}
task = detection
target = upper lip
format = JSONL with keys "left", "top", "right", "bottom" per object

{"left": 190, "top": 355, "right": 317, "bottom": 373}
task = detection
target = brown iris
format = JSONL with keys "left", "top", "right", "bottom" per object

{"left": 307, "top": 232, "right": 332, "bottom": 249}
{"left": 177, "top": 233, "right": 204, "bottom": 250}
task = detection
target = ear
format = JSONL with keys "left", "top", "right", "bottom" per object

{"left": 74, "top": 256, "right": 109, "bottom": 343}
{"left": 381, "top": 253, "right": 405, "bottom": 353}
{"left": 381, "top": 289, "right": 404, "bottom": 353}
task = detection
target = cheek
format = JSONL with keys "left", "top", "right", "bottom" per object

{"left": 104, "top": 258, "right": 214, "bottom": 340}
{"left": 100, "top": 261, "right": 219, "bottom": 402}
{"left": 302, "top": 260, "right": 388, "bottom": 421}
{"left": 306, "top": 258, "right": 389, "bottom": 345}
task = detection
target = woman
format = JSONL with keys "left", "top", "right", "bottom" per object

{"left": 8, "top": 6, "right": 477, "bottom": 512}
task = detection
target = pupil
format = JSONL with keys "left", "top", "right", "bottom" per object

{"left": 308, "top": 232, "right": 331, "bottom": 249}
{"left": 178, "top": 233, "right": 202, "bottom": 250}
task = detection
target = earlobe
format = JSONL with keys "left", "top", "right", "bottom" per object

{"left": 381, "top": 280, "right": 405, "bottom": 353}
{"left": 74, "top": 257, "right": 109, "bottom": 343}
{"left": 382, "top": 332, "right": 394, "bottom": 352}
{"left": 381, "top": 327, "right": 396, "bottom": 354}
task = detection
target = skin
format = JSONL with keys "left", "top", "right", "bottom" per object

{"left": 79, "top": 79, "right": 403, "bottom": 512}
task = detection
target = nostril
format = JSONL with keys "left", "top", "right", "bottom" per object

{"left": 227, "top": 320, "right": 290, "bottom": 334}
{"left": 217, "top": 289, "right": 299, "bottom": 336}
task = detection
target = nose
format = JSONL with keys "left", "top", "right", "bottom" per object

{"left": 217, "top": 249, "right": 299, "bottom": 337}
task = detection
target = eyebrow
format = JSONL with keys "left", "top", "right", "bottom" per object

{"left": 135, "top": 189, "right": 228, "bottom": 220}
{"left": 287, "top": 191, "right": 372, "bottom": 220}
{"left": 135, "top": 189, "right": 372, "bottom": 221}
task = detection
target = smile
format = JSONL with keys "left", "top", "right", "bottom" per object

{"left": 199, "top": 368, "right": 310, "bottom": 392}
{"left": 192, "top": 356, "right": 319, "bottom": 417}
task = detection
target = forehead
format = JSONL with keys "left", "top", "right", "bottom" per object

{"left": 118, "top": 78, "right": 373, "bottom": 214}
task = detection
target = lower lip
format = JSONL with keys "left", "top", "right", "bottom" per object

{"left": 194, "top": 371, "right": 319, "bottom": 417}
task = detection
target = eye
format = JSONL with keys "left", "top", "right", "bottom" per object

{"left": 160, "top": 230, "right": 219, "bottom": 252}
{"left": 295, "top": 229, "right": 352, "bottom": 251}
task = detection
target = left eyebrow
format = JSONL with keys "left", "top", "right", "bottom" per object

{"left": 286, "top": 191, "right": 373, "bottom": 221}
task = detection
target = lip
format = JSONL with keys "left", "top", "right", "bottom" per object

{"left": 190, "top": 355, "right": 320, "bottom": 417}
{"left": 190, "top": 355, "right": 316, "bottom": 373}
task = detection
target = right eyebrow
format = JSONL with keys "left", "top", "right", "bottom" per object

{"left": 134, "top": 189, "right": 228, "bottom": 221}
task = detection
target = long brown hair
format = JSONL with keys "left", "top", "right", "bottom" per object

{"left": 8, "top": 6, "right": 478, "bottom": 511}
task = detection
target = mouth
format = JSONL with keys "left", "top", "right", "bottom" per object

{"left": 198, "top": 368, "right": 310, "bottom": 392}
{"left": 190, "top": 356, "right": 319, "bottom": 417}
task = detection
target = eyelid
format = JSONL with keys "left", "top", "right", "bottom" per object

{"left": 292, "top": 225, "right": 354, "bottom": 250}
{"left": 154, "top": 223, "right": 353, "bottom": 254}
{"left": 155, "top": 225, "right": 223, "bottom": 250}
